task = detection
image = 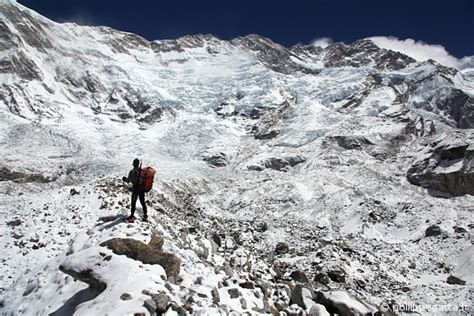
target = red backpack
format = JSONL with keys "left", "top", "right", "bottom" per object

{"left": 138, "top": 166, "right": 156, "bottom": 192}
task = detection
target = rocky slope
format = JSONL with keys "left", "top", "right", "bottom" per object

{"left": 0, "top": 0, "right": 473, "bottom": 315}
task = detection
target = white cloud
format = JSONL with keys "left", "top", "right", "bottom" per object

{"left": 368, "top": 36, "right": 471, "bottom": 69}
{"left": 311, "top": 37, "right": 333, "bottom": 48}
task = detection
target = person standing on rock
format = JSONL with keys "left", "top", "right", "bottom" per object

{"left": 122, "top": 158, "right": 148, "bottom": 222}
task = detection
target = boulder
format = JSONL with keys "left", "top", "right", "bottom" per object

{"left": 239, "top": 281, "right": 255, "bottom": 289}
{"left": 327, "top": 268, "right": 346, "bottom": 283}
{"left": 148, "top": 235, "right": 164, "bottom": 251}
{"left": 228, "top": 288, "right": 240, "bottom": 299}
{"left": 314, "top": 291, "right": 378, "bottom": 316}
{"left": 120, "top": 293, "right": 132, "bottom": 300}
{"left": 6, "top": 219, "right": 22, "bottom": 227}
{"left": 446, "top": 275, "right": 466, "bottom": 285}
{"left": 289, "top": 284, "right": 315, "bottom": 310}
{"left": 453, "top": 226, "right": 468, "bottom": 234}
{"left": 308, "top": 304, "right": 331, "bottom": 316}
{"left": 275, "top": 242, "right": 289, "bottom": 255}
{"left": 290, "top": 270, "right": 310, "bottom": 284}
{"left": 100, "top": 237, "right": 180, "bottom": 278}
{"left": 144, "top": 299, "right": 157, "bottom": 314}
{"left": 152, "top": 294, "right": 171, "bottom": 313}
{"left": 211, "top": 287, "right": 220, "bottom": 304}
{"left": 255, "top": 221, "right": 268, "bottom": 232}
{"left": 314, "top": 273, "right": 331, "bottom": 285}
{"left": 425, "top": 225, "right": 442, "bottom": 237}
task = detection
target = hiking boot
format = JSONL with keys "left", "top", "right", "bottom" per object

{"left": 126, "top": 215, "right": 136, "bottom": 223}
{"left": 142, "top": 216, "right": 148, "bottom": 222}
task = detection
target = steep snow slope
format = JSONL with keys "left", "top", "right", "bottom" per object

{"left": 0, "top": 1, "right": 473, "bottom": 315}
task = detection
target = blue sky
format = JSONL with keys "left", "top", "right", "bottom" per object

{"left": 18, "top": 0, "right": 473, "bottom": 58}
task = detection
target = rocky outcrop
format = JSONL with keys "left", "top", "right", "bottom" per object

{"left": 407, "top": 132, "right": 474, "bottom": 196}
{"left": 292, "top": 39, "right": 416, "bottom": 71}
{"left": 100, "top": 235, "right": 180, "bottom": 278}
{"left": 249, "top": 100, "right": 294, "bottom": 140}
{"left": 203, "top": 152, "right": 229, "bottom": 168}
{"left": 231, "top": 34, "right": 304, "bottom": 74}
{"left": 0, "top": 2, "right": 53, "bottom": 52}
{"left": 0, "top": 166, "right": 55, "bottom": 183}
{"left": 264, "top": 156, "right": 306, "bottom": 171}
{"left": 438, "top": 89, "right": 474, "bottom": 129}
{"left": 0, "top": 52, "right": 42, "bottom": 81}
{"left": 151, "top": 34, "right": 221, "bottom": 53}
{"left": 330, "top": 135, "right": 374, "bottom": 150}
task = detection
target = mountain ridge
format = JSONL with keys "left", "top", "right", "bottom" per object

{"left": 0, "top": 1, "right": 473, "bottom": 315}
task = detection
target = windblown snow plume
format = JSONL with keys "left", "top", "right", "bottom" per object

{"left": 311, "top": 37, "right": 333, "bottom": 48}
{"left": 369, "top": 36, "right": 472, "bottom": 69}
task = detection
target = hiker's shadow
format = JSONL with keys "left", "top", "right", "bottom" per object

{"left": 49, "top": 287, "right": 102, "bottom": 316}
{"left": 96, "top": 214, "right": 126, "bottom": 231}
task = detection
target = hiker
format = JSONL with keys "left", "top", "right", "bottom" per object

{"left": 122, "top": 158, "right": 148, "bottom": 222}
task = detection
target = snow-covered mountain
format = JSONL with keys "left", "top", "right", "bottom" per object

{"left": 0, "top": 0, "right": 473, "bottom": 315}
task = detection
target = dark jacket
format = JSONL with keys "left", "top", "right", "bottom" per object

{"left": 124, "top": 167, "right": 140, "bottom": 192}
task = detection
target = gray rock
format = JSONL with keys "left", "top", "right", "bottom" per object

{"left": 169, "top": 302, "right": 187, "bottom": 314}
{"left": 255, "top": 221, "right": 268, "bottom": 232}
{"left": 289, "top": 284, "right": 315, "bottom": 310}
{"left": 315, "top": 290, "right": 378, "bottom": 316}
{"left": 275, "top": 242, "right": 289, "bottom": 255}
{"left": 212, "top": 233, "right": 222, "bottom": 247}
{"left": 144, "top": 299, "right": 157, "bottom": 314}
{"left": 152, "top": 294, "right": 171, "bottom": 313}
{"left": 211, "top": 287, "right": 220, "bottom": 304}
{"left": 290, "top": 270, "right": 310, "bottom": 284}
{"left": 327, "top": 268, "right": 346, "bottom": 283}
{"left": 446, "top": 275, "right": 466, "bottom": 285}
{"left": 120, "top": 293, "right": 132, "bottom": 300}
{"left": 22, "top": 280, "right": 39, "bottom": 296}
{"left": 86, "top": 228, "right": 95, "bottom": 236}
{"left": 228, "top": 288, "right": 240, "bottom": 299}
{"left": 11, "top": 231, "right": 24, "bottom": 239}
{"left": 239, "top": 281, "right": 255, "bottom": 289}
{"left": 308, "top": 303, "right": 331, "bottom": 316}
{"left": 240, "top": 297, "right": 247, "bottom": 309}
{"left": 195, "top": 276, "right": 204, "bottom": 285}
{"left": 425, "top": 225, "right": 442, "bottom": 237}
{"left": 6, "top": 219, "right": 22, "bottom": 227}
{"left": 139, "top": 108, "right": 163, "bottom": 124}
{"left": 314, "top": 273, "right": 331, "bottom": 285}
{"left": 454, "top": 226, "right": 468, "bottom": 234}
